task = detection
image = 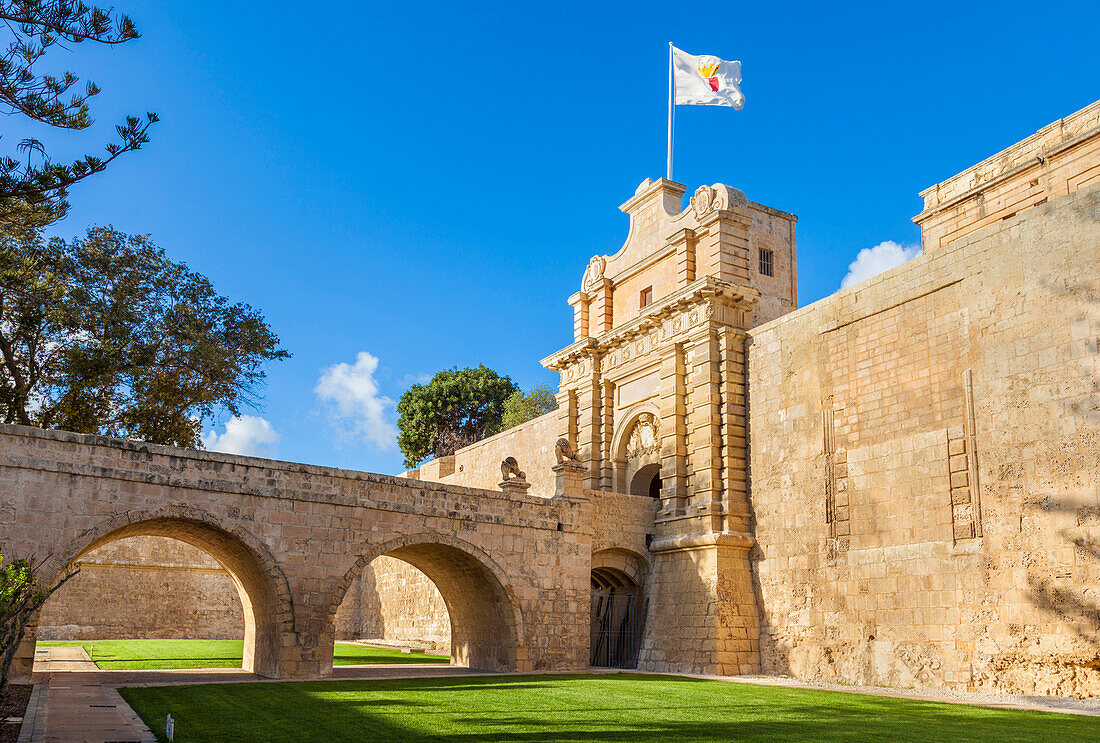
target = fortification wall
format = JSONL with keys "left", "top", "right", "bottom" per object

{"left": 41, "top": 536, "right": 452, "bottom": 649}
{"left": 421, "top": 411, "right": 559, "bottom": 497}
{"left": 334, "top": 556, "right": 450, "bottom": 648}
{"left": 747, "top": 183, "right": 1100, "bottom": 696}
{"left": 38, "top": 537, "right": 244, "bottom": 640}
{"left": 915, "top": 99, "right": 1100, "bottom": 251}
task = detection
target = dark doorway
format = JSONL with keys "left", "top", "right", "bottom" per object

{"left": 630, "top": 464, "right": 662, "bottom": 498}
{"left": 590, "top": 568, "right": 647, "bottom": 668}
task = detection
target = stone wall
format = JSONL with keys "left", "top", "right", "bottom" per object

{"left": 37, "top": 537, "right": 243, "bottom": 640}
{"left": 334, "top": 556, "right": 450, "bottom": 648}
{"left": 421, "top": 411, "right": 559, "bottom": 497}
{"left": 915, "top": 99, "right": 1099, "bottom": 251}
{"left": 40, "top": 535, "right": 454, "bottom": 649}
{"left": 747, "top": 183, "right": 1100, "bottom": 696}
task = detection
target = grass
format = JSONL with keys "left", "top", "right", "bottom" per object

{"left": 118, "top": 673, "right": 1100, "bottom": 743}
{"left": 37, "top": 639, "right": 448, "bottom": 670}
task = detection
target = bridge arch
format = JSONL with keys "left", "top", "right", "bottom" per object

{"left": 40, "top": 504, "right": 295, "bottom": 678}
{"left": 327, "top": 533, "right": 524, "bottom": 672}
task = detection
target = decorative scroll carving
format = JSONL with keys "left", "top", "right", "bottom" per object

{"left": 689, "top": 184, "right": 747, "bottom": 219}
{"left": 555, "top": 438, "right": 580, "bottom": 464}
{"left": 582, "top": 255, "right": 606, "bottom": 290}
{"left": 625, "top": 413, "right": 660, "bottom": 459}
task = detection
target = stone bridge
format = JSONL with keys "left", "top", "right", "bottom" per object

{"left": 0, "top": 423, "right": 655, "bottom": 682}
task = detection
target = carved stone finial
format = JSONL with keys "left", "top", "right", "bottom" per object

{"left": 690, "top": 184, "right": 747, "bottom": 219}
{"left": 554, "top": 438, "right": 580, "bottom": 464}
{"left": 582, "top": 255, "right": 606, "bottom": 291}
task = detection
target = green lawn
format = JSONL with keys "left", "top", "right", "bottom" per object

{"left": 118, "top": 673, "right": 1100, "bottom": 743}
{"left": 38, "top": 639, "right": 448, "bottom": 670}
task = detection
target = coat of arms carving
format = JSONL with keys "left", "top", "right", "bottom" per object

{"left": 626, "top": 413, "right": 661, "bottom": 459}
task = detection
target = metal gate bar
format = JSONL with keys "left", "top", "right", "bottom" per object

{"left": 590, "top": 593, "right": 648, "bottom": 668}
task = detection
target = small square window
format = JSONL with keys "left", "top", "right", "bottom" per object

{"left": 639, "top": 286, "right": 653, "bottom": 308}
{"left": 758, "top": 249, "right": 774, "bottom": 277}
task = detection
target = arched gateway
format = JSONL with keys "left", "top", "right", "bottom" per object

{"left": 0, "top": 422, "right": 653, "bottom": 682}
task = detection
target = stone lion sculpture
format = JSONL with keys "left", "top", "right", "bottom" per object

{"left": 554, "top": 438, "right": 580, "bottom": 464}
{"left": 500, "top": 456, "right": 526, "bottom": 482}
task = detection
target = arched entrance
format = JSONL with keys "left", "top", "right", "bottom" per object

{"left": 630, "top": 463, "right": 662, "bottom": 498}
{"left": 590, "top": 549, "right": 648, "bottom": 668}
{"left": 328, "top": 537, "right": 522, "bottom": 672}
{"left": 30, "top": 510, "right": 294, "bottom": 678}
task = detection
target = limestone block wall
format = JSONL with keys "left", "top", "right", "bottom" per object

{"left": 37, "top": 537, "right": 244, "bottom": 640}
{"left": 39, "top": 535, "right": 453, "bottom": 649}
{"left": 747, "top": 184, "right": 1100, "bottom": 696}
{"left": 420, "top": 411, "right": 558, "bottom": 496}
{"left": 334, "top": 556, "right": 450, "bottom": 648}
{"left": 915, "top": 99, "right": 1099, "bottom": 251}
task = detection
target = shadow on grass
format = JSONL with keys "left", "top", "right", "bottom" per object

{"left": 119, "top": 674, "right": 1100, "bottom": 743}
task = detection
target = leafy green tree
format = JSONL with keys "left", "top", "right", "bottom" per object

{"left": 0, "top": 225, "right": 289, "bottom": 446}
{"left": 499, "top": 384, "right": 558, "bottom": 431}
{"left": 396, "top": 366, "right": 517, "bottom": 468}
{"left": 0, "top": 1, "right": 157, "bottom": 230}
{"left": 1, "top": 551, "right": 76, "bottom": 690}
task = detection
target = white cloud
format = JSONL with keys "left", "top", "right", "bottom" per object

{"left": 840, "top": 241, "right": 922, "bottom": 290}
{"left": 203, "top": 415, "right": 280, "bottom": 457}
{"left": 314, "top": 351, "right": 398, "bottom": 450}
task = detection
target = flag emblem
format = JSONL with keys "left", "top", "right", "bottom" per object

{"left": 672, "top": 46, "right": 743, "bottom": 109}
{"left": 697, "top": 61, "right": 721, "bottom": 92}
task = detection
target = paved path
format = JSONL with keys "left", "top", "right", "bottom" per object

{"left": 21, "top": 648, "right": 1099, "bottom": 742}
{"left": 22, "top": 647, "right": 156, "bottom": 743}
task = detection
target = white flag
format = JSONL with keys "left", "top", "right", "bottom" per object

{"left": 672, "top": 46, "right": 744, "bottom": 109}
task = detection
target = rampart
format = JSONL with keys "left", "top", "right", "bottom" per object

{"left": 749, "top": 183, "right": 1100, "bottom": 695}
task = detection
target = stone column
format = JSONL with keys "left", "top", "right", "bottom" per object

{"left": 687, "top": 328, "right": 723, "bottom": 519}
{"left": 695, "top": 209, "right": 753, "bottom": 285}
{"left": 668, "top": 227, "right": 696, "bottom": 286}
{"left": 658, "top": 342, "right": 687, "bottom": 514}
{"left": 8, "top": 633, "right": 35, "bottom": 684}
{"left": 575, "top": 364, "right": 603, "bottom": 491}
{"left": 553, "top": 460, "right": 586, "bottom": 498}
{"left": 587, "top": 278, "right": 613, "bottom": 335}
{"left": 556, "top": 388, "right": 577, "bottom": 446}
{"left": 599, "top": 378, "right": 615, "bottom": 491}
{"left": 500, "top": 478, "right": 533, "bottom": 495}
{"left": 568, "top": 291, "right": 590, "bottom": 340}
{"left": 719, "top": 329, "right": 751, "bottom": 535}
{"left": 641, "top": 532, "right": 760, "bottom": 676}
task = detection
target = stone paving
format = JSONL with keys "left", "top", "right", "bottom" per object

{"left": 22, "top": 647, "right": 156, "bottom": 743}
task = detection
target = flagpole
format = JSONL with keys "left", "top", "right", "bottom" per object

{"left": 667, "top": 41, "right": 674, "bottom": 181}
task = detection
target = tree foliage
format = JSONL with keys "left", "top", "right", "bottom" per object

{"left": 499, "top": 384, "right": 558, "bottom": 431}
{"left": 0, "top": 225, "right": 289, "bottom": 446}
{"left": 0, "top": 551, "right": 76, "bottom": 690}
{"left": 396, "top": 366, "right": 517, "bottom": 469}
{"left": 0, "top": 1, "right": 157, "bottom": 230}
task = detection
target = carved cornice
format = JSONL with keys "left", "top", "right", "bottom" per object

{"left": 648, "top": 530, "right": 755, "bottom": 553}
{"left": 542, "top": 277, "right": 758, "bottom": 372}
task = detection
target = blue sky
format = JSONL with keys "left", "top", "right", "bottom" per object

{"left": 14, "top": 0, "right": 1098, "bottom": 473}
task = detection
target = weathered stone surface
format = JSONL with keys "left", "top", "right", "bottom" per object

{"left": 0, "top": 425, "right": 650, "bottom": 682}
{"left": 16, "top": 99, "right": 1100, "bottom": 699}
{"left": 749, "top": 182, "right": 1100, "bottom": 697}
